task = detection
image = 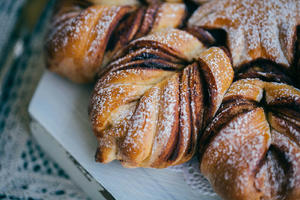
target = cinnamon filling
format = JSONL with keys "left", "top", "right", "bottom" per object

{"left": 254, "top": 146, "right": 290, "bottom": 200}
{"left": 201, "top": 79, "right": 300, "bottom": 199}
{"left": 236, "top": 59, "right": 294, "bottom": 85}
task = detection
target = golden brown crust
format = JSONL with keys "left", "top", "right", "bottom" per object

{"left": 188, "top": 0, "right": 300, "bottom": 70}
{"left": 123, "top": 28, "right": 205, "bottom": 61}
{"left": 201, "top": 78, "right": 300, "bottom": 200}
{"left": 198, "top": 47, "right": 233, "bottom": 124}
{"left": 150, "top": 3, "right": 186, "bottom": 33}
{"left": 89, "top": 29, "right": 234, "bottom": 168}
{"left": 45, "top": 0, "right": 187, "bottom": 83}
{"left": 89, "top": 0, "right": 140, "bottom": 5}
{"left": 45, "top": 2, "right": 135, "bottom": 83}
{"left": 202, "top": 107, "right": 271, "bottom": 200}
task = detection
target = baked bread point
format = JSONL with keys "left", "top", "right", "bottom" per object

{"left": 200, "top": 78, "right": 300, "bottom": 200}
{"left": 89, "top": 28, "right": 234, "bottom": 168}
{"left": 188, "top": 0, "right": 300, "bottom": 72}
{"left": 45, "top": 0, "right": 187, "bottom": 83}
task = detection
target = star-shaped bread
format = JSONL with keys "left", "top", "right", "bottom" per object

{"left": 188, "top": 0, "right": 300, "bottom": 69}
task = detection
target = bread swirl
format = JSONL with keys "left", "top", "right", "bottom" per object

{"left": 200, "top": 78, "right": 300, "bottom": 200}
{"left": 188, "top": 0, "right": 300, "bottom": 72}
{"left": 89, "top": 29, "right": 234, "bottom": 168}
{"left": 45, "top": 0, "right": 186, "bottom": 82}
{"left": 45, "top": 0, "right": 300, "bottom": 198}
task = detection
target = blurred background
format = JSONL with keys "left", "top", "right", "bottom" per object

{"left": 0, "top": 1, "right": 88, "bottom": 199}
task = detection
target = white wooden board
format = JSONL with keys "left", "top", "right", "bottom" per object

{"left": 29, "top": 71, "right": 220, "bottom": 200}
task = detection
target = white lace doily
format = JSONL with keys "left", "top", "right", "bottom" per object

{"left": 0, "top": 0, "right": 88, "bottom": 199}
{"left": 169, "top": 157, "right": 217, "bottom": 197}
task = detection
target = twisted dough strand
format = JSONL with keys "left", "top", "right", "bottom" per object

{"left": 45, "top": 0, "right": 186, "bottom": 82}
{"left": 201, "top": 78, "right": 300, "bottom": 200}
{"left": 89, "top": 29, "right": 233, "bottom": 168}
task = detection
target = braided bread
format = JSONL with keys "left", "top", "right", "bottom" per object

{"left": 188, "top": 0, "right": 300, "bottom": 72}
{"left": 44, "top": 0, "right": 300, "bottom": 198}
{"left": 45, "top": 0, "right": 186, "bottom": 83}
{"left": 89, "top": 29, "right": 234, "bottom": 168}
{"left": 200, "top": 78, "right": 300, "bottom": 200}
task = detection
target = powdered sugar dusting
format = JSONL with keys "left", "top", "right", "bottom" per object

{"left": 202, "top": 77, "right": 300, "bottom": 198}
{"left": 46, "top": 4, "right": 129, "bottom": 71}
{"left": 202, "top": 108, "right": 271, "bottom": 194}
{"left": 90, "top": 68, "right": 169, "bottom": 127}
{"left": 254, "top": 148, "right": 286, "bottom": 199}
{"left": 48, "top": 6, "right": 101, "bottom": 53}
{"left": 271, "top": 130, "right": 300, "bottom": 190}
{"left": 189, "top": 0, "right": 300, "bottom": 68}
{"left": 264, "top": 82, "right": 300, "bottom": 104}
{"left": 178, "top": 69, "right": 191, "bottom": 157}
{"left": 150, "top": 74, "right": 179, "bottom": 162}
{"left": 134, "top": 28, "right": 205, "bottom": 61}
{"left": 122, "top": 86, "right": 160, "bottom": 161}
{"left": 86, "top": 6, "right": 122, "bottom": 60}
{"left": 151, "top": 3, "right": 186, "bottom": 32}
{"left": 199, "top": 47, "right": 233, "bottom": 117}
{"left": 224, "top": 78, "right": 264, "bottom": 102}
{"left": 89, "top": 28, "right": 234, "bottom": 167}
